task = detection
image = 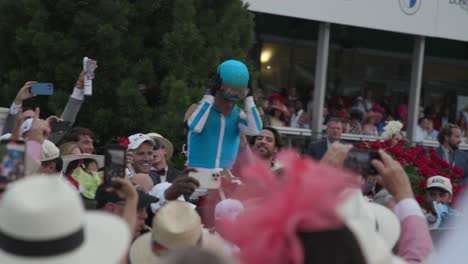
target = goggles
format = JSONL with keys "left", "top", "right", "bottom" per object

{"left": 220, "top": 85, "right": 249, "bottom": 102}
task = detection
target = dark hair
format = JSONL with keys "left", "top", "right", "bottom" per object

{"left": 437, "top": 124, "right": 460, "bottom": 144}
{"left": 418, "top": 117, "right": 429, "bottom": 125}
{"left": 61, "top": 127, "right": 96, "bottom": 144}
{"left": 251, "top": 126, "right": 283, "bottom": 150}
{"left": 269, "top": 108, "right": 287, "bottom": 122}
{"left": 41, "top": 157, "right": 63, "bottom": 172}
{"left": 349, "top": 109, "right": 363, "bottom": 122}
{"left": 300, "top": 227, "right": 366, "bottom": 264}
{"left": 327, "top": 117, "right": 343, "bottom": 126}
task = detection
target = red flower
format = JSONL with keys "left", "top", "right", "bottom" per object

{"left": 387, "top": 146, "right": 404, "bottom": 156}
{"left": 414, "top": 157, "right": 426, "bottom": 168}
{"left": 415, "top": 195, "right": 425, "bottom": 206}
{"left": 397, "top": 139, "right": 408, "bottom": 147}
{"left": 371, "top": 141, "right": 383, "bottom": 149}
{"left": 396, "top": 158, "right": 406, "bottom": 166}
{"left": 356, "top": 142, "right": 369, "bottom": 149}
{"left": 118, "top": 137, "right": 130, "bottom": 148}
{"left": 418, "top": 180, "right": 427, "bottom": 189}
{"left": 383, "top": 139, "right": 393, "bottom": 148}
{"left": 453, "top": 166, "right": 463, "bottom": 176}
{"left": 418, "top": 166, "right": 436, "bottom": 177}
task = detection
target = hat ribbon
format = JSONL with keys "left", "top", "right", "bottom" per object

{"left": 0, "top": 227, "right": 84, "bottom": 257}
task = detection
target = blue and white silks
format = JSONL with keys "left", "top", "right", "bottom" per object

{"left": 187, "top": 95, "right": 262, "bottom": 169}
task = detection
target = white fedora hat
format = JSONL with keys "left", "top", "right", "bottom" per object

{"left": 0, "top": 175, "right": 131, "bottom": 264}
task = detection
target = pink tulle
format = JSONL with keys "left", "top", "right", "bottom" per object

{"left": 221, "top": 151, "right": 359, "bottom": 264}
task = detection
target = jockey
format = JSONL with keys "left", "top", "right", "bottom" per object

{"left": 187, "top": 59, "right": 262, "bottom": 170}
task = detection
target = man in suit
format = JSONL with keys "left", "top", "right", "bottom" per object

{"left": 435, "top": 124, "right": 468, "bottom": 180}
{"left": 307, "top": 118, "right": 343, "bottom": 160}
{"left": 147, "top": 133, "right": 180, "bottom": 185}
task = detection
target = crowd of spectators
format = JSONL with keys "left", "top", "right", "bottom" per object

{"left": 0, "top": 59, "right": 466, "bottom": 264}
{"left": 259, "top": 88, "right": 468, "bottom": 144}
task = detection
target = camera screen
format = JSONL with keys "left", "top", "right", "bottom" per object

{"left": 105, "top": 148, "right": 126, "bottom": 179}
{"left": 344, "top": 149, "right": 378, "bottom": 176}
{"left": 0, "top": 141, "right": 26, "bottom": 182}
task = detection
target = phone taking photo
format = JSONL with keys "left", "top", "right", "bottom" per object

{"left": 104, "top": 144, "right": 127, "bottom": 185}
{"left": 30, "top": 83, "right": 54, "bottom": 96}
{"left": 0, "top": 140, "right": 26, "bottom": 183}
{"left": 344, "top": 149, "right": 381, "bottom": 177}
{"left": 189, "top": 171, "right": 221, "bottom": 189}
{"left": 50, "top": 121, "right": 72, "bottom": 134}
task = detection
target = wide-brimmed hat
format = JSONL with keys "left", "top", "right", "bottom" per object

{"left": 129, "top": 229, "right": 225, "bottom": 264}
{"left": 270, "top": 101, "right": 290, "bottom": 117}
{"left": 129, "top": 201, "right": 225, "bottom": 264}
{"left": 337, "top": 190, "right": 404, "bottom": 263}
{"left": 363, "top": 111, "right": 381, "bottom": 123}
{"left": 0, "top": 175, "right": 131, "bottom": 264}
{"left": 61, "top": 154, "right": 104, "bottom": 173}
{"left": 147, "top": 133, "right": 174, "bottom": 161}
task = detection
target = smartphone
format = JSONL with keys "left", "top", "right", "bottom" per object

{"left": 104, "top": 144, "right": 127, "bottom": 185}
{"left": 0, "top": 140, "right": 26, "bottom": 183}
{"left": 189, "top": 171, "right": 221, "bottom": 189}
{"left": 50, "top": 121, "right": 72, "bottom": 134}
{"left": 344, "top": 149, "right": 381, "bottom": 176}
{"left": 30, "top": 83, "right": 54, "bottom": 95}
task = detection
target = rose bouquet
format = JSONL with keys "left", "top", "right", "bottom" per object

{"left": 356, "top": 139, "right": 465, "bottom": 207}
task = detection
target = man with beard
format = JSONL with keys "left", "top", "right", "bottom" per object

{"left": 436, "top": 124, "right": 468, "bottom": 180}
{"left": 251, "top": 127, "right": 282, "bottom": 168}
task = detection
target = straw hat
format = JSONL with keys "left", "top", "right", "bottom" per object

{"left": 147, "top": 133, "right": 174, "bottom": 161}
{"left": 0, "top": 175, "right": 130, "bottom": 264}
{"left": 129, "top": 201, "right": 225, "bottom": 264}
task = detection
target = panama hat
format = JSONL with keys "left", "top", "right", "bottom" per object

{"left": 147, "top": 133, "right": 174, "bottom": 161}
{"left": 0, "top": 175, "right": 131, "bottom": 264}
{"left": 129, "top": 201, "right": 225, "bottom": 264}
{"left": 61, "top": 154, "right": 104, "bottom": 173}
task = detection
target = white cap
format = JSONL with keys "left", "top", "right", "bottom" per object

{"left": 21, "top": 118, "right": 33, "bottom": 135}
{"left": 40, "top": 140, "right": 60, "bottom": 162}
{"left": 128, "top": 133, "right": 155, "bottom": 150}
{"left": 426, "top": 176, "right": 453, "bottom": 195}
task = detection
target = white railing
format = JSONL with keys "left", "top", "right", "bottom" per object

{"left": 272, "top": 126, "right": 468, "bottom": 151}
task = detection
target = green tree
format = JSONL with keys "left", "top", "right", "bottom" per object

{"left": 0, "top": 0, "right": 255, "bottom": 167}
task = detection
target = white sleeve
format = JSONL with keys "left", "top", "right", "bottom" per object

{"left": 148, "top": 182, "right": 195, "bottom": 213}
{"left": 187, "top": 95, "right": 214, "bottom": 133}
{"left": 238, "top": 96, "right": 262, "bottom": 136}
